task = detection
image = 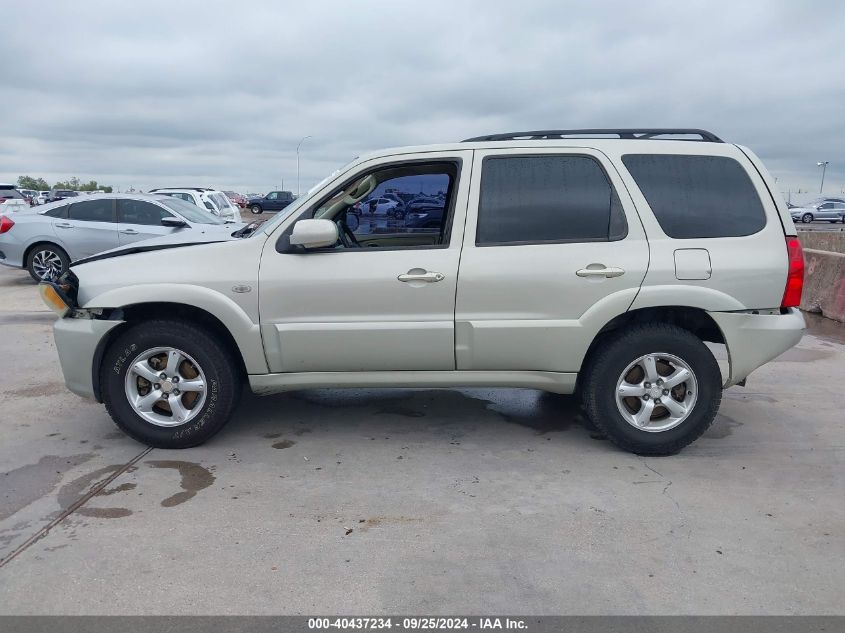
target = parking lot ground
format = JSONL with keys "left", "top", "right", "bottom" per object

{"left": 0, "top": 264, "right": 843, "bottom": 615}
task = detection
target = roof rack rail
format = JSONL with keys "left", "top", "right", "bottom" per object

{"left": 149, "top": 187, "right": 213, "bottom": 192}
{"left": 462, "top": 128, "right": 724, "bottom": 143}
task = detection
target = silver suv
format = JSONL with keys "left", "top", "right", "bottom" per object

{"left": 40, "top": 129, "right": 805, "bottom": 455}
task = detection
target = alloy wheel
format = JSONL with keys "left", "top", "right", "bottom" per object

{"left": 124, "top": 346, "right": 207, "bottom": 427}
{"left": 615, "top": 353, "right": 698, "bottom": 432}
{"left": 32, "top": 249, "right": 63, "bottom": 280}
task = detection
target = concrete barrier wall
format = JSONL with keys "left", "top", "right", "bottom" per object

{"left": 801, "top": 248, "right": 845, "bottom": 323}
{"left": 798, "top": 231, "right": 845, "bottom": 254}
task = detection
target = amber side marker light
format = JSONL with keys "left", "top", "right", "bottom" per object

{"left": 38, "top": 282, "right": 71, "bottom": 318}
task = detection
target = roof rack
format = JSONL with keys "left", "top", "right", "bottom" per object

{"left": 462, "top": 128, "right": 724, "bottom": 143}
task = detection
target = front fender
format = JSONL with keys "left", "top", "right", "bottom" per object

{"left": 82, "top": 283, "right": 268, "bottom": 373}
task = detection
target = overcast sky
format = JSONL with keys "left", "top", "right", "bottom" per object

{"left": 1, "top": 0, "right": 843, "bottom": 195}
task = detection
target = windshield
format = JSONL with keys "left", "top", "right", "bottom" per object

{"left": 259, "top": 158, "right": 359, "bottom": 235}
{"left": 210, "top": 193, "right": 232, "bottom": 211}
{"left": 159, "top": 196, "right": 226, "bottom": 224}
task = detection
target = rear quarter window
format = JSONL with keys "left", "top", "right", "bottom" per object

{"left": 622, "top": 154, "right": 766, "bottom": 238}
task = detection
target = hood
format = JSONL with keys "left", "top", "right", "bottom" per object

{"left": 71, "top": 222, "right": 245, "bottom": 266}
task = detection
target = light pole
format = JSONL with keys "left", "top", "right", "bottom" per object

{"left": 817, "top": 161, "right": 829, "bottom": 194}
{"left": 296, "top": 135, "right": 312, "bottom": 197}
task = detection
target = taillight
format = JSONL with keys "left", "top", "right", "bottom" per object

{"left": 781, "top": 236, "right": 804, "bottom": 308}
{"left": 0, "top": 215, "right": 14, "bottom": 234}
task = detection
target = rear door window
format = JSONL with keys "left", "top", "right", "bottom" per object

{"left": 622, "top": 154, "right": 766, "bottom": 238}
{"left": 476, "top": 155, "right": 627, "bottom": 245}
{"left": 68, "top": 199, "right": 115, "bottom": 222}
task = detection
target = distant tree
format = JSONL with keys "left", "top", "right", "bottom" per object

{"left": 53, "top": 177, "right": 81, "bottom": 190}
{"left": 17, "top": 176, "right": 50, "bottom": 190}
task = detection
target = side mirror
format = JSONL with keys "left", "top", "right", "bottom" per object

{"left": 289, "top": 219, "right": 338, "bottom": 249}
{"left": 161, "top": 217, "right": 188, "bottom": 228}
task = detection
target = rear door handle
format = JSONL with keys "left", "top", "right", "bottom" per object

{"left": 398, "top": 270, "right": 445, "bottom": 283}
{"left": 119, "top": 228, "right": 139, "bottom": 235}
{"left": 576, "top": 266, "right": 625, "bottom": 279}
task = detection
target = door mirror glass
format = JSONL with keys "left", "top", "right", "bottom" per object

{"left": 161, "top": 216, "right": 188, "bottom": 228}
{"left": 289, "top": 219, "right": 338, "bottom": 249}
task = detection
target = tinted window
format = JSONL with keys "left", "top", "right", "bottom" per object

{"left": 68, "top": 199, "right": 115, "bottom": 222}
{"left": 0, "top": 189, "right": 24, "bottom": 199}
{"left": 622, "top": 154, "right": 766, "bottom": 238}
{"left": 476, "top": 155, "right": 627, "bottom": 245}
{"left": 43, "top": 205, "right": 69, "bottom": 218}
{"left": 118, "top": 199, "right": 172, "bottom": 225}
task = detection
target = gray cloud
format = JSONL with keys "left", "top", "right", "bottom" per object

{"left": 1, "top": 0, "right": 843, "bottom": 195}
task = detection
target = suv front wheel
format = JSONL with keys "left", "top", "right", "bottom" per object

{"left": 101, "top": 320, "right": 240, "bottom": 448}
{"left": 250, "top": 205, "right": 262, "bottom": 215}
{"left": 581, "top": 324, "right": 721, "bottom": 455}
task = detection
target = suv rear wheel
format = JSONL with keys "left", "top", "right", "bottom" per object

{"left": 581, "top": 324, "right": 721, "bottom": 455}
{"left": 26, "top": 243, "right": 69, "bottom": 282}
{"left": 101, "top": 320, "right": 240, "bottom": 448}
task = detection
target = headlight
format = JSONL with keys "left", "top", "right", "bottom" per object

{"left": 38, "top": 282, "right": 72, "bottom": 317}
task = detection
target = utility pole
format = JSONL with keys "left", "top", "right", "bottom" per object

{"left": 817, "top": 161, "right": 829, "bottom": 194}
{"left": 296, "top": 135, "right": 312, "bottom": 197}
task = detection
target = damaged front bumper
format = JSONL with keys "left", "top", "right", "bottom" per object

{"left": 54, "top": 317, "right": 124, "bottom": 400}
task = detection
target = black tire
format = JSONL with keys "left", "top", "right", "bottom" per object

{"left": 393, "top": 210, "right": 405, "bottom": 220}
{"left": 26, "top": 243, "right": 69, "bottom": 282}
{"left": 100, "top": 320, "right": 241, "bottom": 449}
{"left": 250, "top": 205, "right": 262, "bottom": 215}
{"left": 581, "top": 324, "right": 722, "bottom": 456}
{"left": 801, "top": 213, "right": 813, "bottom": 223}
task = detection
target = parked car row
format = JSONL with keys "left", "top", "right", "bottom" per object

{"left": 0, "top": 193, "right": 244, "bottom": 281}
{"left": 147, "top": 187, "right": 241, "bottom": 222}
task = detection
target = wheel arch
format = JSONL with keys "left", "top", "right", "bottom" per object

{"left": 578, "top": 306, "right": 727, "bottom": 392}
{"left": 23, "top": 240, "right": 69, "bottom": 266}
{"left": 90, "top": 302, "right": 252, "bottom": 402}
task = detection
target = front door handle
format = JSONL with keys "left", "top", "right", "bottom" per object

{"left": 120, "top": 228, "right": 139, "bottom": 235}
{"left": 576, "top": 266, "right": 625, "bottom": 279}
{"left": 397, "top": 270, "right": 445, "bottom": 283}
{"left": 55, "top": 222, "right": 73, "bottom": 229}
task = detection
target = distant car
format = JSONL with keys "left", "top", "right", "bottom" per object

{"left": 35, "top": 191, "right": 51, "bottom": 205}
{"left": 1, "top": 185, "right": 29, "bottom": 211}
{"left": 47, "top": 190, "right": 80, "bottom": 203}
{"left": 790, "top": 201, "right": 845, "bottom": 224}
{"left": 224, "top": 191, "right": 248, "bottom": 209}
{"left": 404, "top": 198, "right": 446, "bottom": 228}
{"left": 147, "top": 188, "right": 241, "bottom": 222}
{"left": 361, "top": 196, "right": 403, "bottom": 218}
{"left": 0, "top": 193, "right": 242, "bottom": 281}
{"left": 247, "top": 190, "right": 295, "bottom": 215}
{"left": 19, "top": 189, "right": 37, "bottom": 205}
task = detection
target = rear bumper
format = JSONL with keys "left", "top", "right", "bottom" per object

{"left": 54, "top": 317, "right": 124, "bottom": 400}
{"left": 708, "top": 308, "right": 805, "bottom": 387}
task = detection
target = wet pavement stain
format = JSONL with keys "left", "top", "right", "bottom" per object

{"left": 272, "top": 440, "right": 296, "bottom": 449}
{"left": 146, "top": 461, "right": 215, "bottom": 507}
{"left": 704, "top": 413, "right": 744, "bottom": 439}
{"left": 2, "top": 381, "right": 66, "bottom": 399}
{"left": 376, "top": 406, "right": 426, "bottom": 418}
{"left": 56, "top": 465, "right": 133, "bottom": 519}
{"left": 724, "top": 392, "right": 778, "bottom": 404}
{"left": 1, "top": 454, "right": 95, "bottom": 521}
{"left": 263, "top": 432, "right": 283, "bottom": 439}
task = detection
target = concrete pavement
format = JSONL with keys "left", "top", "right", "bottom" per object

{"left": 0, "top": 265, "right": 843, "bottom": 614}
